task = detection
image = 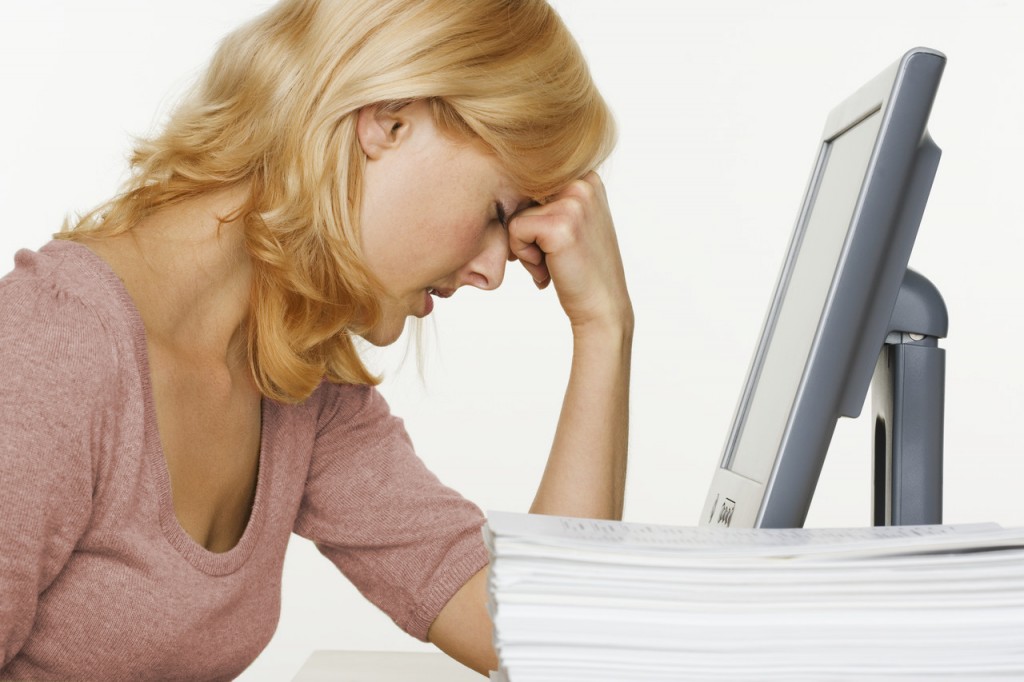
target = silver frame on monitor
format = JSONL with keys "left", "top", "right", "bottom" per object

{"left": 701, "top": 48, "right": 946, "bottom": 529}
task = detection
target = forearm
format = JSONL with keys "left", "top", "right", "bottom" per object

{"left": 529, "top": 315, "right": 632, "bottom": 520}
{"left": 431, "top": 319, "right": 632, "bottom": 675}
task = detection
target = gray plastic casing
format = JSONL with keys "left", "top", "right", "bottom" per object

{"left": 700, "top": 48, "right": 946, "bottom": 529}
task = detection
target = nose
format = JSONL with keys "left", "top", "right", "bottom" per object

{"left": 461, "top": 226, "right": 510, "bottom": 291}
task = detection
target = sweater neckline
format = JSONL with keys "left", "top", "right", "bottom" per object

{"left": 42, "top": 238, "right": 273, "bottom": 576}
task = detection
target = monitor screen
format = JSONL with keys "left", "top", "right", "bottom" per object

{"left": 727, "top": 110, "right": 883, "bottom": 484}
{"left": 701, "top": 48, "right": 945, "bottom": 528}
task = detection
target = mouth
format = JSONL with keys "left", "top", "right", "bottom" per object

{"left": 419, "top": 287, "right": 454, "bottom": 318}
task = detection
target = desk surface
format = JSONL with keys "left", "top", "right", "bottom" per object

{"left": 292, "top": 650, "right": 483, "bottom": 681}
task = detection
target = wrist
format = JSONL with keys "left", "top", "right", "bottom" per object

{"left": 570, "top": 305, "right": 634, "bottom": 350}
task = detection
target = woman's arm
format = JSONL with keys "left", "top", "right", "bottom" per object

{"left": 0, "top": 276, "right": 108, "bottom": 668}
{"left": 511, "top": 171, "right": 633, "bottom": 520}
{"left": 429, "top": 173, "right": 631, "bottom": 674}
{"left": 528, "top": 306, "right": 631, "bottom": 519}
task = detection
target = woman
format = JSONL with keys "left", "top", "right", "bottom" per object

{"left": 0, "top": 0, "right": 630, "bottom": 678}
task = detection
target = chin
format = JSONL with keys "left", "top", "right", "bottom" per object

{"left": 358, "top": 319, "right": 405, "bottom": 347}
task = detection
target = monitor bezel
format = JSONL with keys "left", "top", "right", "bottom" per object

{"left": 701, "top": 47, "right": 946, "bottom": 529}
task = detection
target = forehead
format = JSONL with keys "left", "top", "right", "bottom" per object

{"left": 442, "top": 134, "right": 526, "bottom": 200}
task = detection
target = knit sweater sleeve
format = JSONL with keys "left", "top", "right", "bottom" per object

{"left": 0, "top": 269, "right": 118, "bottom": 666}
{"left": 293, "top": 382, "right": 489, "bottom": 641}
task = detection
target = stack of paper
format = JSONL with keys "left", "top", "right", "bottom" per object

{"left": 484, "top": 511, "right": 1024, "bottom": 682}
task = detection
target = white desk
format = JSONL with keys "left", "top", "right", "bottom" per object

{"left": 292, "top": 651, "right": 484, "bottom": 681}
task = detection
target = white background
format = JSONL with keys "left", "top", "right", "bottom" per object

{"left": 2, "top": 1, "right": 1022, "bottom": 678}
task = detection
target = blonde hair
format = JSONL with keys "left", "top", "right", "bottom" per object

{"left": 56, "top": 0, "right": 616, "bottom": 403}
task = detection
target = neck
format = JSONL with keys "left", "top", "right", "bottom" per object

{"left": 83, "top": 186, "right": 254, "bottom": 369}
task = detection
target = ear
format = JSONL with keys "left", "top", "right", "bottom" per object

{"left": 356, "top": 104, "right": 409, "bottom": 160}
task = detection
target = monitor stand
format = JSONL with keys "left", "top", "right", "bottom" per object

{"left": 871, "top": 269, "right": 948, "bottom": 526}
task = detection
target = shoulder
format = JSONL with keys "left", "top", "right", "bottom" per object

{"left": 0, "top": 242, "right": 132, "bottom": 515}
{"left": 307, "top": 379, "right": 397, "bottom": 432}
{"left": 0, "top": 241, "right": 127, "bottom": 404}
{"left": 302, "top": 379, "right": 415, "bottom": 469}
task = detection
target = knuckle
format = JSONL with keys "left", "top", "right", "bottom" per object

{"left": 565, "top": 197, "right": 586, "bottom": 223}
{"left": 570, "top": 178, "right": 596, "bottom": 201}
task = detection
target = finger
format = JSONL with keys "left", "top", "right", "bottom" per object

{"left": 511, "top": 241, "right": 545, "bottom": 267}
{"left": 508, "top": 211, "right": 575, "bottom": 262}
{"left": 516, "top": 256, "right": 550, "bottom": 288}
{"left": 507, "top": 215, "right": 553, "bottom": 286}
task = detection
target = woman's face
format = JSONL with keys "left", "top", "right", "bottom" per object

{"left": 356, "top": 101, "right": 528, "bottom": 346}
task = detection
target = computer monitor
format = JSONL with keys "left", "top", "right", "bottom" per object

{"left": 700, "top": 47, "right": 946, "bottom": 529}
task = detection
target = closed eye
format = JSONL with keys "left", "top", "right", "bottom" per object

{"left": 495, "top": 202, "right": 510, "bottom": 231}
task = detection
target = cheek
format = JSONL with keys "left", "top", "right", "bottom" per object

{"left": 359, "top": 144, "right": 492, "bottom": 278}
{"left": 433, "top": 215, "right": 490, "bottom": 266}
{"left": 360, "top": 164, "right": 431, "bottom": 273}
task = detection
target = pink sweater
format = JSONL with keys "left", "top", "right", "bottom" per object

{"left": 0, "top": 240, "right": 490, "bottom": 680}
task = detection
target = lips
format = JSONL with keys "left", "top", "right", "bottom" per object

{"left": 420, "top": 287, "right": 454, "bottom": 317}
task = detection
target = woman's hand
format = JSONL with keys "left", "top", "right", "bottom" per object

{"left": 507, "top": 172, "right": 633, "bottom": 335}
